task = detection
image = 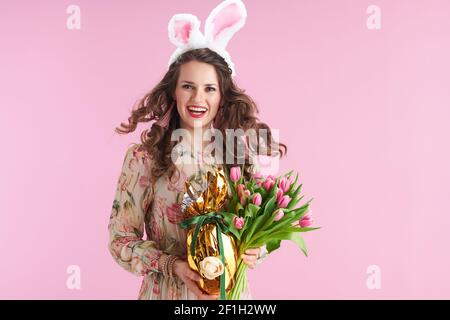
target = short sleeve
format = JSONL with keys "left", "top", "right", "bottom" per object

{"left": 108, "top": 143, "right": 163, "bottom": 276}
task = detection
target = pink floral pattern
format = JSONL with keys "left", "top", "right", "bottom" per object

{"left": 166, "top": 203, "right": 184, "bottom": 225}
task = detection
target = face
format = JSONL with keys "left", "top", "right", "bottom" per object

{"left": 174, "top": 60, "right": 221, "bottom": 131}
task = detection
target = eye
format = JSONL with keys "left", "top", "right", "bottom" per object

{"left": 206, "top": 86, "right": 216, "bottom": 92}
{"left": 182, "top": 84, "right": 193, "bottom": 90}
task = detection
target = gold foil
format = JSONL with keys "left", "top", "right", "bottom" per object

{"left": 183, "top": 168, "right": 228, "bottom": 218}
{"left": 187, "top": 224, "right": 237, "bottom": 294}
{"left": 182, "top": 168, "right": 237, "bottom": 295}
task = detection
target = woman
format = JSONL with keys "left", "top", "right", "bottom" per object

{"left": 108, "top": 0, "right": 286, "bottom": 300}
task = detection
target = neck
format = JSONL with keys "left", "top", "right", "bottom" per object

{"left": 179, "top": 123, "right": 211, "bottom": 153}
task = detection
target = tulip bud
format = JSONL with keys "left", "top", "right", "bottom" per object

{"left": 273, "top": 209, "right": 284, "bottom": 222}
{"left": 300, "top": 209, "right": 313, "bottom": 227}
{"left": 252, "top": 193, "right": 262, "bottom": 206}
{"left": 276, "top": 188, "right": 284, "bottom": 203}
{"left": 278, "top": 177, "right": 292, "bottom": 193}
{"left": 233, "top": 216, "right": 245, "bottom": 230}
{"left": 263, "top": 179, "right": 275, "bottom": 191}
{"left": 230, "top": 167, "right": 241, "bottom": 182}
{"left": 237, "top": 184, "right": 245, "bottom": 197}
{"left": 277, "top": 195, "right": 291, "bottom": 208}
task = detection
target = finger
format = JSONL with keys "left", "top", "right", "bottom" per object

{"left": 242, "top": 258, "right": 254, "bottom": 268}
{"left": 242, "top": 257, "right": 255, "bottom": 268}
{"left": 242, "top": 254, "right": 257, "bottom": 262}
{"left": 245, "top": 248, "right": 260, "bottom": 255}
{"left": 187, "top": 270, "right": 202, "bottom": 282}
{"left": 241, "top": 253, "right": 255, "bottom": 260}
{"left": 185, "top": 279, "right": 204, "bottom": 297}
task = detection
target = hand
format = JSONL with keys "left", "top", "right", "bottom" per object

{"left": 172, "top": 259, "right": 219, "bottom": 300}
{"left": 241, "top": 247, "right": 261, "bottom": 269}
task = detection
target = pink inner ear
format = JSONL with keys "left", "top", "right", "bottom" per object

{"left": 174, "top": 20, "right": 192, "bottom": 44}
{"left": 212, "top": 3, "right": 242, "bottom": 40}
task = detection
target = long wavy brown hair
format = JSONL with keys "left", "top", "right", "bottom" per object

{"left": 115, "top": 48, "right": 287, "bottom": 182}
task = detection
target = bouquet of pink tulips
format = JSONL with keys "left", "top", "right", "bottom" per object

{"left": 221, "top": 166, "right": 319, "bottom": 300}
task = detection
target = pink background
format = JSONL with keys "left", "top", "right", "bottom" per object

{"left": 1, "top": 0, "right": 449, "bottom": 299}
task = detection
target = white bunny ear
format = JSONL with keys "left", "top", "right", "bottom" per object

{"left": 168, "top": 14, "right": 204, "bottom": 48}
{"left": 168, "top": 14, "right": 206, "bottom": 68}
{"left": 204, "top": 0, "right": 247, "bottom": 49}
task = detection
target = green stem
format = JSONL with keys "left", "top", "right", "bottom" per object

{"left": 229, "top": 259, "right": 248, "bottom": 300}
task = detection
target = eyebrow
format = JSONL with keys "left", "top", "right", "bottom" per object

{"left": 181, "top": 81, "right": 218, "bottom": 87}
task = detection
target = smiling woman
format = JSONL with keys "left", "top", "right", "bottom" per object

{"left": 175, "top": 60, "right": 221, "bottom": 128}
{"left": 109, "top": 0, "right": 285, "bottom": 301}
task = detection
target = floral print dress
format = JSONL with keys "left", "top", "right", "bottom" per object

{"left": 108, "top": 143, "right": 267, "bottom": 300}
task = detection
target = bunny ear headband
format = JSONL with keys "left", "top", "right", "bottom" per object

{"left": 167, "top": 0, "right": 247, "bottom": 77}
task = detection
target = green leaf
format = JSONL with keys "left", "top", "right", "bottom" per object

{"left": 240, "top": 216, "right": 253, "bottom": 240}
{"left": 267, "top": 178, "right": 280, "bottom": 200}
{"left": 289, "top": 233, "right": 308, "bottom": 257}
{"left": 287, "top": 183, "right": 302, "bottom": 204}
{"left": 220, "top": 212, "right": 241, "bottom": 241}
{"left": 283, "top": 169, "right": 294, "bottom": 178}
{"left": 285, "top": 203, "right": 309, "bottom": 220}
{"left": 235, "top": 202, "right": 244, "bottom": 216}
{"left": 254, "top": 187, "right": 268, "bottom": 200}
{"left": 260, "top": 231, "right": 309, "bottom": 257}
{"left": 244, "top": 196, "right": 277, "bottom": 243}
{"left": 286, "top": 195, "right": 304, "bottom": 210}
{"left": 297, "top": 226, "right": 321, "bottom": 232}
{"left": 248, "top": 207, "right": 319, "bottom": 245}
{"left": 287, "top": 173, "right": 298, "bottom": 194}
{"left": 245, "top": 204, "right": 260, "bottom": 219}
{"left": 266, "top": 239, "right": 281, "bottom": 253}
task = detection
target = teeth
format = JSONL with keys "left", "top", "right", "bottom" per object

{"left": 188, "top": 106, "right": 207, "bottom": 112}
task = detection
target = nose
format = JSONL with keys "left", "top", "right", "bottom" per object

{"left": 191, "top": 89, "right": 205, "bottom": 104}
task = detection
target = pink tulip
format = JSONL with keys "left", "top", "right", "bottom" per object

{"left": 276, "top": 188, "right": 284, "bottom": 203}
{"left": 278, "top": 177, "right": 292, "bottom": 193}
{"left": 273, "top": 209, "right": 284, "bottom": 222}
{"left": 244, "top": 190, "right": 251, "bottom": 197}
{"left": 252, "top": 193, "right": 262, "bottom": 206}
{"left": 267, "top": 175, "right": 276, "bottom": 181}
{"left": 230, "top": 167, "right": 241, "bottom": 182}
{"left": 234, "top": 216, "right": 245, "bottom": 230}
{"left": 256, "top": 180, "right": 262, "bottom": 187}
{"left": 300, "top": 209, "right": 313, "bottom": 228}
{"left": 237, "top": 184, "right": 245, "bottom": 197}
{"left": 240, "top": 196, "right": 247, "bottom": 206}
{"left": 263, "top": 178, "right": 275, "bottom": 191}
{"left": 277, "top": 195, "right": 291, "bottom": 208}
